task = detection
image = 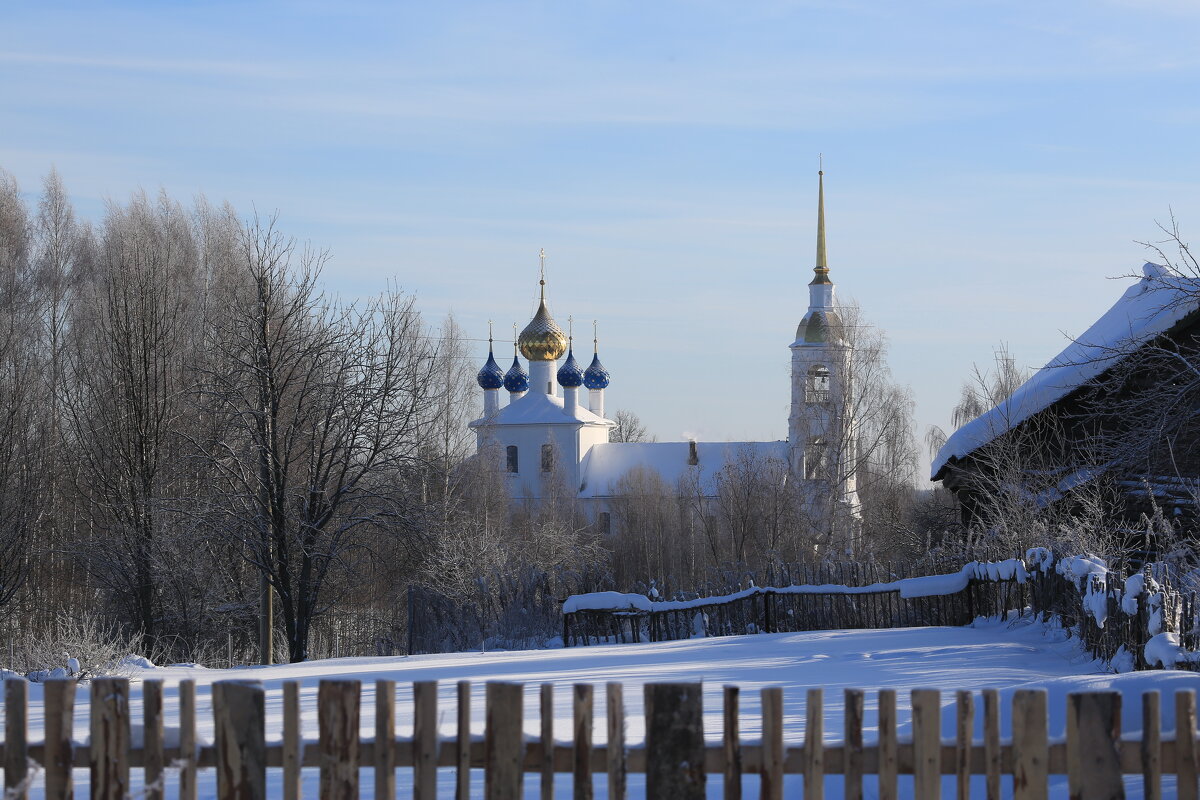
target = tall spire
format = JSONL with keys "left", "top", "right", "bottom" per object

{"left": 811, "top": 158, "right": 831, "bottom": 286}
{"left": 539, "top": 247, "right": 546, "bottom": 301}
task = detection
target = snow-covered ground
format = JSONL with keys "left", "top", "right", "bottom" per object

{"left": 12, "top": 616, "right": 1200, "bottom": 798}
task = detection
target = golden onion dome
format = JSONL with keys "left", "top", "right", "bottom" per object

{"left": 518, "top": 287, "right": 568, "bottom": 361}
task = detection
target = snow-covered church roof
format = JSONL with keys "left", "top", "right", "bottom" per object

{"left": 469, "top": 388, "right": 611, "bottom": 428}
{"left": 932, "top": 263, "right": 1200, "bottom": 479}
{"left": 578, "top": 440, "right": 789, "bottom": 498}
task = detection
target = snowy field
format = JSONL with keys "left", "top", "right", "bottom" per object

{"left": 12, "top": 616, "right": 1200, "bottom": 798}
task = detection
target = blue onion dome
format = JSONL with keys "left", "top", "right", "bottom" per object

{"left": 477, "top": 349, "right": 504, "bottom": 390}
{"left": 557, "top": 347, "right": 584, "bottom": 388}
{"left": 503, "top": 356, "right": 529, "bottom": 393}
{"left": 583, "top": 353, "right": 610, "bottom": 389}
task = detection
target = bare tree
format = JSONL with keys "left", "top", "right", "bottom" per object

{"left": 610, "top": 409, "right": 654, "bottom": 443}
{"left": 194, "top": 217, "right": 439, "bottom": 662}
{"left": 64, "top": 191, "right": 202, "bottom": 645}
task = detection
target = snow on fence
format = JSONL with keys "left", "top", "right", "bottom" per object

{"left": 562, "top": 552, "right": 1200, "bottom": 672}
{"left": 3, "top": 677, "right": 1199, "bottom": 799}
{"left": 563, "top": 560, "right": 1033, "bottom": 650}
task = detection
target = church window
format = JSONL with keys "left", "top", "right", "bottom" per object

{"left": 541, "top": 443, "right": 554, "bottom": 472}
{"left": 506, "top": 445, "right": 518, "bottom": 473}
{"left": 806, "top": 365, "right": 831, "bottom": 404}
{"left": 598, "top": 511, "right": 611, "bottom": 535}
{"left": 805, "top": 436, "right": 828, "bottom": 480}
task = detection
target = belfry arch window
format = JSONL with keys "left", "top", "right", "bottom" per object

{"left": 805, "top": 365, "right": 831, "bottom": 404}
{"left": 506, "top": 445, "right": 518, "bottom": 473}
{"left": 804, "top": 436, "right": 828, "bottom": 480}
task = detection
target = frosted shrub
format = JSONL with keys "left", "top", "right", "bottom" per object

{"left": 7, "top": 613, "right": 142, "bottom": 682}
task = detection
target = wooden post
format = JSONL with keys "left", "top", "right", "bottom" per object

{"left": 1066, "top": 692, "right": 1123, "bottom": 800}
{"left": 912, "top": 689, "right": 941, "bottom": 800}
{"left": 318, "top": 680, "right": 361, "bottom": 800}
{"left": 139, "top": 680, "right": 163, "bottom": 800}
{"left": 844, "top": 689, "right": 864, "bottom": 800}
{"left": 607, "top": 683, "right": 626, "bottom": 800}
{"left": 1012, "top": 689, "right": 1048, "bottom": 800}
{"left": 644, "top": 683, "right": 705, "bottom": 800}
{"left": 5, "top": 678, "right": 28, "bottom": 800}
{"left": 180, "top": 679, "right": 198, "bottom": 800}
{"left": 1142, "top": 691, "right": 1161, "bottom": 800}
{"left": 282, "top": 681, "right": 301, "bottom": 800}
{"left": 213, "top": 680, "right": 267, "bottom": 800}
{"left": 414, "top": 680, "right": 438, "bottom": 799}
{"left": 540, "top": 683, "right": 554, "bottom": 800}
{"left": 723, "top": 686, "right": 742, "bottom": 800}
{"left": 90, "top": 677, "right": 131, "bottom": 800}
{"left": 983, "top": 689, "right": 1001, "bottom": 800}
{"left": 459, "top": 681, "right": 473, "bottom": 800}
{"left": 804, "top": 688, "right": 824, "bottom": 800}
{"left": 573, "top": 683, "right": 594, "bottom": 800}
{"left": 43, "top": 679, "right": 75, "bottom": 800}
{"left": 878, "top": 689, "right": 897, "bottom": 800}
{"left": 375, "top": 680, "right": 396, "bottom": 800}
{"left": 956, "top": 690, "right": 974, "bottom": 800}
{"left": 485, "top": 682, "right": 524, "bottom": 800}
{"left": 1177, "top": 690, "right": 1198, "bottom": 800}
{"left": 761, "top": 687, "right": 784, "bottom": 800}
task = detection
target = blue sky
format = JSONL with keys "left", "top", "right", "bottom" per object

{"left": 5, "top": 1, "right": 1200, "bottom": 477}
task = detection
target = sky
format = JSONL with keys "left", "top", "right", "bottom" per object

{"left": 4, "top": 0, "right": 1200, "bottom": 480}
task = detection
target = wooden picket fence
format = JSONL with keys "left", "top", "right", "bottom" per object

{"left": 2, "top": 678, "right": 1199, "bottom": 800}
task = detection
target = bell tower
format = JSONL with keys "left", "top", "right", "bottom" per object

{"left": 789, "top": 168, "right": 860, "bottom": 537}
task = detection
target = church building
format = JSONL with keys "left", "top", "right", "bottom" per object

{"left": 469, "top": 172, "right": 860, "bottom": 534}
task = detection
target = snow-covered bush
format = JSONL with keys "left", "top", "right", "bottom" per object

{"left": 5, "top": 613, "right": 145, "bottom": 682}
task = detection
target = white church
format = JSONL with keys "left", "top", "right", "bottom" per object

{"left": 469, "top": 171, "right": 858, "bottom": 530}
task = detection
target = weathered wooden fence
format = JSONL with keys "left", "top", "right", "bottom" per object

{"left": 564, "top": 574, "right": 1031, "bottom": 648}
{"left": 3, "top": 677, "right": 1198, "bottom": 800}
{"left": 563, "top": 555, "right": 1200, "bottom": 672}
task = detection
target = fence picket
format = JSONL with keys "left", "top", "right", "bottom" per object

{"left": 4, "top": 678, "right": 27, "bottom": 800}
{"left": 144, "top": 680, "right": 165, "bottom": 800}
{"left": 877, "top": 689, "right": 897, "bottom": 800}
{"left": 761, "top": 687, "right": 783, "bottom": 800}
{"left": 180, "top": 679, "right": 197, "bottom": 800}
{"left": 212, "top": 680, "right": 266, "bottom": 800}
{"left": 1142, "top": 691, "right": 1161, "bottom": 800}
{"left": 983, "top": 688, "right": 1001, "bottom": 800}
{"left": 1067, "top": 692, "right": 1123, "bottom": 800}
{"left": 1013, "top": 689, "right": 1048, "bottom": 800}
{"left": 607, "top": 683, "right": 626, "bottom": 800}
{"left": 375, "top": 680, "right": 396, "bottom": 800}
{"left": 574, "top": 683, "right": 594, "bottom": 800}
{"left": 486, "top": 682, "right": 524, "bottom": 800}
{"left": 912, "top": 689, "right": 941, "bottom": 800}
{"left": 318, "top": 680, "right": 361, "bottom": 800}
{"left": 844, "top": 688, "right": 864, "bottom": 800}
{"left": 43, "top": 679, "right": 74, "bottom": 800}
{"left": 282, "top": 681, "right": 301, "bottom": 800}
{"left": 459, "top": 681, "right": 473, "bottom": 800}
{"left": 724, "top": 686, "right": 742, "bottom": 800}
{"left": 91, "top": 677, "right": 130, "bottom": 800}
{"left": 540, "top": 683, "right": 554, "bottom": 800}
{"left": 1177, "top": 690, "right": 1198, "bottom": 800}
{"left": 645, "top": 683, "right": 705, "bottom": 800}
{"left": 414, "top": 680, "right": 438, "bottom": 799}
{"left": 804, "top": 688, "right": 824, "bottom": 800}
{"left": 956, "top": 690, "right": 974, "bottom": 800}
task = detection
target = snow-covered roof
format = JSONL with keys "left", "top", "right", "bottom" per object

{"left": 469, "top": 389, "right": 612, "bottom": 428}
{"left": 932, "top": 263, "right": 1200, "bottom": 479}
{"left": 578, "top": 440, "right": 789, "bottom": 498}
